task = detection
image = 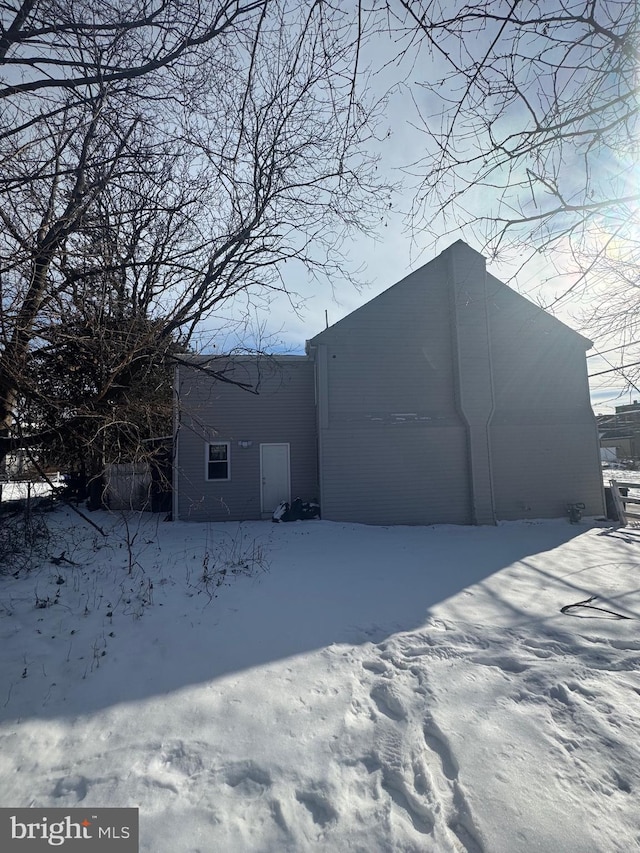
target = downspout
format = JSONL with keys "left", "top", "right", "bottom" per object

{"left": 448, "top": 245, "right": 497, "bottom": 525}
{"left": 306, "top": 341, "right": 327, "bottom": 513}
{"left": 172, "top": 362, "right": 180, "bottom": 521}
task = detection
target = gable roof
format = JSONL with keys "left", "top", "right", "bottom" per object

{"left": 307, "top": 240, "right": 592, "bottom": 350}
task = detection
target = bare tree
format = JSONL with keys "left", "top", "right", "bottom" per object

{"left": 0, "top": 1, "right": 391, "bottom": 474}
{"left": 391, "top": 0, "right": 638, "bottom": 334}
{"left": 0, "top": 0, "right": 267, "bottom": 95}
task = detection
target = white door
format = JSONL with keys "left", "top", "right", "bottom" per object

{"left": 260, "top": 443, "right": 291, "bottom": 513}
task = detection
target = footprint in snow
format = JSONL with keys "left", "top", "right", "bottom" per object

{"left": 423, "top": 727, "right": 458, "bottom": 782}
{"left": 362, "top": 658, "right": 388, "bottom": 674}
{"left": 420, "top": 719, "right": 484, "bottom": 853}
{"left": 52, "top": 774, "right": 89, "bottom": 802}
{"left": 381, "top": 771, "right": 434, "bottom": 835}
{"left": 159, "top": 740, "right": 204, "bottom": 777}
{"left": 370, "top": 680, "right": 407, "bottom": 721}
{"left": 470, "top": 653, "right": 529, "bottom": 674}
{"left": 450, "top": 817, "right": 485, "bottom": 853}
{"left": 295, "top": 789, "right": 338, "bottom": 826}
{"left": 375, "top": 723, "right": 436, "bottom": 836}
{"left": 224, "top": 761, "right": 272, "bottom": 798}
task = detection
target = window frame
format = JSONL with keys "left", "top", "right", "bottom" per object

{"left": 205, "top": 441, "right": 231, "bottom": 481}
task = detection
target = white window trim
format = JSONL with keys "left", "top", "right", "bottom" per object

{"left": 205, "top": 441, "right": 231, "bottom": 481}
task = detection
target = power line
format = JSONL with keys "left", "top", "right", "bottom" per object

{"left": 588, "top": 360, "right": 640, "bottom": 378}
{"left": 587, "top": 340, "right": 640, "bottom": 359}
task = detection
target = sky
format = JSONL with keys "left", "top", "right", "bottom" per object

{"left": 194, "top": 4, "right": 635, "bottom": 417}
{"left": 0, "top": 2, "right": 634, "bottom": 417}
{"left": 200, "top": 165, "right": 631, "bottom": 416}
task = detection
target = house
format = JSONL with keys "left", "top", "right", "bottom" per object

{"left": 173, "top": 241, "right": 604, "bottom": 524}
{"left": 174, "top": 355, "right": 318, "bottom": 522}
{"left": 597, "top": 402, "right": 640, "bottom": 463}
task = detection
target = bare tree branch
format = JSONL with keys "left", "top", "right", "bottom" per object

{"left": 0, "top": 0, "right": 393, "bottom": 475}
{"left": 391, "top": 0, "right": 638, "bottom": 364}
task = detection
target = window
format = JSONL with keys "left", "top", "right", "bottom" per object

{"left": 206, "top": 442, "right": 230, "bottom": 480}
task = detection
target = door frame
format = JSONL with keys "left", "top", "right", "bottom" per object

{"left": 259, "top": 442, "right": 291, "bottom": 515}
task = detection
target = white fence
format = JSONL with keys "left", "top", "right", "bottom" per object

{"left": 609, "top": 479, "right": 640, "bottom": 526}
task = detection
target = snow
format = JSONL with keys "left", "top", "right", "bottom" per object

{"left": 604, "top": 468, "right": 640, "bottom": 486}
{"left": 1, "top": 509, "right": 639, "bottom": 852}
{"left": 1, "top": 477, "right": 60, "bottom": 501}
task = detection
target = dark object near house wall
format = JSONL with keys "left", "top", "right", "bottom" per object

{"left": 567, "top": 502, "right": 585, "bottom": 523}
{"left": 60, "top": 472, "right": 107, "bottom": 510}
{"left": 272, "top": 498, "right": 320, "bottom": 523}
{"left": 604, "top": 485, "right": 628, "bottom": 521}
{"left": 87, "top": 475, "right": 105, "bottom": 511}
{"left": 150, "top": 446, "right": 173, "bottom": 513}
{"left": 60, "top": 472, "right": 88, "bottom": 502}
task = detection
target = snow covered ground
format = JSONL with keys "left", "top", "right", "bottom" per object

{"left": 1, "top": 477, "right": 61, "bottom": 501}
{"left": 0, "top": 509, "right": 639, "bottom": 852}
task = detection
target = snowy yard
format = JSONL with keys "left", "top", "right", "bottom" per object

{"left": 0, "top": 509, "right": 639, "bottom": 852}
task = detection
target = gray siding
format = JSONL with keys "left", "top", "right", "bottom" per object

{"left": 490, "top": 422, "right": 603, "bottom": 519}
{"left": 447, "top": 243, "right": 496, "bottom": 523}
{"left": 315, "top": 254, "right": 459, "bottom": 422}
{"left": 174, "top": 241, "right": 604, "bottom": 527}
{"left": 318, "top": 424, "right": 470, "bottom": 525}
{"left": 309, "top": 240, "right": 604, "bottom": 525}
{"left": 309, "top": 253, "right": 471, "bottom": 525}
{"left": 175, "top": 357, "right": 317, "bottom": 521}
{"left": 486, "top": 275, "right": 604, "bottom": 519}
